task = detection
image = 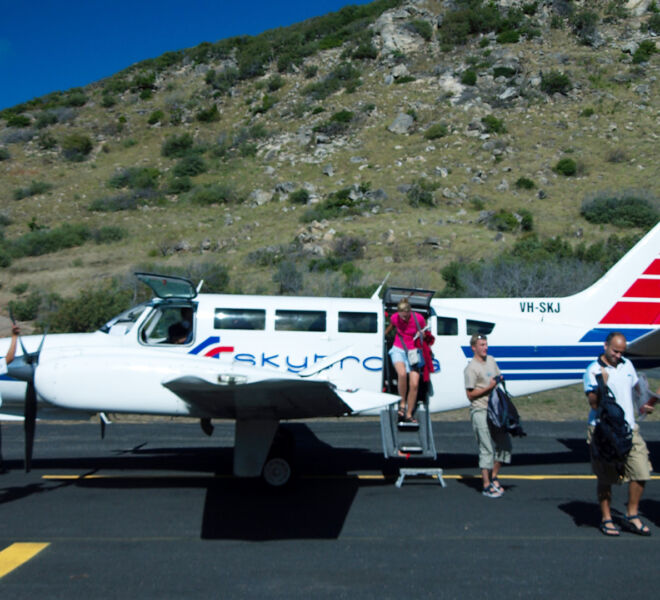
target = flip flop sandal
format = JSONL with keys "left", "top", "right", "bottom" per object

{"left": 622, "top": 515, "right": 651, "bottom": 536}
{"left": 599, "top": 519, "right": 620, "bottom": 537}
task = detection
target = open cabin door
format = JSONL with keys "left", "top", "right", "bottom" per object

{"left": 380, "top": 288, "right": 442, "bottom": 484}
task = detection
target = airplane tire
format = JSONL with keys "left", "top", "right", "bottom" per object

{"left": 262, "top": 456, "right": 292, "bottom": 487}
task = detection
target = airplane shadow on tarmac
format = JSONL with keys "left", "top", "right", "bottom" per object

{"left": 1, "top": 425, "right": 658, "bottom": 541}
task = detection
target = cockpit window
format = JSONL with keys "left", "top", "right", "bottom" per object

{"left": 140, "top": 305, "right": 195, "bottom": 345}
{"left": 99, "top": 303, "right": 149, "bottom": 335}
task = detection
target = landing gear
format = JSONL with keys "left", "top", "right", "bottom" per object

{"left": 261, "top": 427, "right": 295, "bottom": 487}
{"left": 262, "top": 456, "right": 292, "bottom": 487}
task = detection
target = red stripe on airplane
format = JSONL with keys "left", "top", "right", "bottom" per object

{"left": 205, "top": 346, "right": 234, "bottom": 357}
{"left": 600, "top": 302, "right": 660, "bottom": 325}
{"left": 643, "top": 259, "right": 660, "bottom": 275}
{"left": 623, "top": 279, "right": 660, "bottom": 298}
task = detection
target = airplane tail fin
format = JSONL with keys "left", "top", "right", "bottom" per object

{"left": 572, "top": 222, "right": 660, "bottom": 335}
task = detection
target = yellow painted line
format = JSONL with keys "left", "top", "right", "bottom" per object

{"left": 42, "top": 473, "right": 660, "bottom": 482}
{"left": 0, "top": 543, "right": 50, "bottom": 579}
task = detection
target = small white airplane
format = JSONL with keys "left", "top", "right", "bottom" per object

{"left": 1, "top": 221, "right": 659, "bottom": 484}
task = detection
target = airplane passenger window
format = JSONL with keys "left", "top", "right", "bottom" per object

{"left": 275, "top": 310, "right": 326, "bottom": 332}
{"left": 436, "top": 316, "right": 458, "bottom": 336}
{"left": 338, "top": 311, "right": 377, "bottom": 333}
{"left": 214, "top": 309, "right": 265, "bottom": 330}
{"left": 466, "top": 319, "right": 495, "bottom": 335}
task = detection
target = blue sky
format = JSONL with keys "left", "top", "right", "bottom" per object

{"left": 0, "top": 0, "right": 373, "bottom": 111}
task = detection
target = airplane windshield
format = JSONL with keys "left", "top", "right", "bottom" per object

{"left": 99, "top": 302, "right": 150, "bottom": 334}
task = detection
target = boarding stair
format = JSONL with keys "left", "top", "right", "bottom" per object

{"left": 380, "top": 285, "right": 445, "bottom": 487}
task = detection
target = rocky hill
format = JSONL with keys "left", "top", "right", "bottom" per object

{"left": 0, "top": 0, "right": 658, "bottom": 331}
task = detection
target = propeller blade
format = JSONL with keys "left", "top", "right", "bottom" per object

{"left": 24, "top": 378, "right": 37, "bottom": 472}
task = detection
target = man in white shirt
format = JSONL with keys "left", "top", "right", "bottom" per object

{"left": 0, "top": 324, "right": 20, "bottom": 473}
{"left": 584, "top": 332, "right": 653, "bottom": 536}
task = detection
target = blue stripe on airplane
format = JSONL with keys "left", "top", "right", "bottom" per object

{"left": 498, "top": 360, "right": 591, "bottom": 370}
{"left": 461, "top": 345, "right": 602, "bottom": 359}
{"left": 502, "top": 372, "right": 583, "bottom": 381}
{"left": 579, "top": 328, "right": 652, "bottom": 343}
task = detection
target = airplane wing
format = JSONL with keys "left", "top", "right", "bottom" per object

{"left": 163, "top": 375, "right": 398, "bottom": 420}
{"left": 163, "top": 376, "right": 353, "bottom": 420}
{"left": 626, "top": 328, "right": 660, "bottom": 357}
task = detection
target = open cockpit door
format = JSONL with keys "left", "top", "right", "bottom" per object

{"left": 135, "top": 272, "right": 197, "bottom": 300}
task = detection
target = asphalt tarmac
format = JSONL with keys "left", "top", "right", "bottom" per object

{"left": 0, "top": 419, "right": 659, "bottom": 599}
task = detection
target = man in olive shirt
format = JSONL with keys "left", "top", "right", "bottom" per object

{"left": 464, "top": 333, "right": 511, "bottom": 498}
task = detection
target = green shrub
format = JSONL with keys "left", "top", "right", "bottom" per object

{"left": 35, "top": 111, "right": 58, "bottom": 129}
{"left": 173, "top": 155, "right": 207, "bottom": 177}
{"left": 108, "top": 167, "right": 160, "bottom": 189}
{"left": 289, "top": 189, "right": 310, "bottom": 204}
{"left": 496, "top": 30, "right": 520, "bottom": 44}
{"left": 424, "top": 123, "right": 448, "bottom": 140}
{"left": 267, "top": 75, "right": 284, "bottom": 92}
{"left": 301, "top": 186, "right": 373, "bottom": 222}
{"left": 6, "top": 114, "right": 31, "bottom": 127}
{"left": 273, "top": 260, "right": 303, "bottom": 295}
{"left": 407, "top": 180, "right": 438, "bottom": 208}
{"left": 252, "top": 94, "right": 277, "bottom": 115}
{"left": 632, "top": 40, "right": 657, "bottom": 64}
{"left": 515, "top": 177, "right": 535, "bottom": 190}
{"left": 489, "top": 210, "right": 519, "bottom": 231}
{"left": 304, "top": 65, "right": 318, "bottom": 78}
{"left": 10, "top": 223, "right": 91, "bottom": 257}
{"left": 88, "top": 190, "right": 162, "bottom": 212}
{"left": 11, "top": 282, "right": 29, "bottom": 295}
{"left": 518, "top": 208, "right": 534, "bottom": 231}
{"left": 481, "top": 114, "right": 506, "bottom": 134}
{"left": 37, "top": 132, "right": 57, "bottom": 150}
{"left": 649, "top": 13, "right": 660, "bottom": 34}
{"left": 61, "top": 133, "right": 93, "bottom": 161}
{"left": 581, "top": 191, "right": 659, "bottom": 228}
{"left": 161, "top": 133, "right": 194, "bottom": 158}
{"left": 48, "top": 281, "right": 133, "bottom": 333}
{"left": 147, "top": 110, "right": 164, "bottom": 124}
{"left": 394, "top": 75, "right": 416, "bottom": 84}
{"left": 541, "top": 71, "right": 572, "bottom": 95}
{"left": 64, "top": 90, "right": 87, "bottom": 107}
{"left": 205, "top": 68, "right": 239, "bottom": 95}
{"left": 303, "top": 62, "right": 361, "bottom": 100}
{"left": 554, "top": 157, "right": 577, "bottom": 176}
{"left": 407, "top": 19, "right": 433, "bottom": 41}
{"left": 101, "top": 94, "right": 116, "bottom": 108}
{"left": 580, "top": 107, "right": 595, "bottom": 117}
{"left": 493, "top": 66, "right": 516, "bottom": 78}
{"left": 166, "top": 176, "right": 193, "bottom": 194}
{"left": 461, "top": 69, "right": 477, "bottom": 85}
{"left": 13, "top": 180, "right": 54, "bottom": 200}
{"left": 91, "top": 226, "right": 126, "bottom": 243}
{"left": 353, "top": 42, "right": 379, "bottom": 60}
{"left": 522, "top": 2, "right": 538, "bottom": 15}
{"left": 9, "top": 292, "right": 42, "bottom": 321}
{"left": 196, "top": 104, "right": 221, "bottom": 122}
{"left": 570, "top": 10, "right": 599, "bottom": 45}
{"left": 0, "top": 147, "right": 10, "bottom": 161}
{"left": 185, "top": 183, "right": 241, "bottom": 205}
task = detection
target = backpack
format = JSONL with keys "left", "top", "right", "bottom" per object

{"left": 487, "top": 379, "right": 526, "bottom": 438}
{"left": 592, "top": 372, "right": 633, "bottom": 464}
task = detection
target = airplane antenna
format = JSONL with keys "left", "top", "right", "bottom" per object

{"left": 196, "top": 279, "right": 204, "bottom": 293}
{"left": 371, "top": 272, "right": 391, "bottom": 300}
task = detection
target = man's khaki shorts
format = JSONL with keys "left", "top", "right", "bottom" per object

{"left": 587, "top": 425, "right": 653, "bottom": 485}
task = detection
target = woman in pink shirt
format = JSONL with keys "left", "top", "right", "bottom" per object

{"left": 385, "top": 299, "right": 426, "bottom": 423}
